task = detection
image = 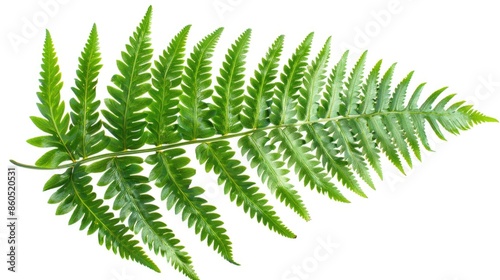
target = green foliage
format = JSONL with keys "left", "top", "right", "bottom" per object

{"left": 45, "top": 165, "right": 161, "bottom": 272}
{"left": 211, "top": 29, "right": 251, "bottom": 134}
{"left": 270, "top": 32, "right": 313, "bottom": 125}
{"left": 13, "top": 5, "right": 497, "bottom": 280}
{"left": 196, "top": 140, "right": 296, "bottom": 238}
{"left": 27, "top": 30, "right": 73, "bottom": 167}
{"left": 241, "top": 34, "right": 284, "bottom": 129}
{"left": 146, "top": 25, "right": 190, "bottom": 146}
{"left": 102, "top": 6, "right": 153, "bottom": 152}
{"left": 178, "top": 27, "right": 223, "bottom": 140}
{"left": 146, "top": 148, "right": 235, "bottom": 265}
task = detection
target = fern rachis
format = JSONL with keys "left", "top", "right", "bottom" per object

{"left": 11, "top": 6, "right": 497, "bottom": 280}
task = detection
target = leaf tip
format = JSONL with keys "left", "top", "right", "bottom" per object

{"left": 304, "top": 32, "right": 314, "bottom": 43}
{"left": 482, "top": 115, "right": 499, "bottom": 123}
{"left": 150, "top": 264, "right": 161, "bottom": 273}
{"left": 44, "top": 29, "right": 51, "bottom": 39}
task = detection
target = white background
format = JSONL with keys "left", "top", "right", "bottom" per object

{"left": 1, "top": 0, "right": 500, "bottom": 280}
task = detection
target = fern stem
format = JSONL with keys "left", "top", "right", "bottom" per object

{"left": 11, "top": 110, "right": 461, "bottom": 170}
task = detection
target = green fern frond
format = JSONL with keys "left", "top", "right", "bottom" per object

{"left": 178, "top": 27, "right": 223, "bottom": 140}
{"left": 271, "top": 127, "right": 350, "bottom": 202}
{"left": 297, "top": 36, "right": 331, "bottom": 122}
{"left": 27, "top": 30, "right": 73, "bottom": 167}
{"left": 212, "top": 29, "right": 251, "bottom": 134}
{"left": 68, "top": 24, "right": 108, "bottom": 159}
{"left": 341, "top": 51, "right": 366, "bottom": 116}
{"left": 239, "top": 131, "right": 310, "bottom": 221}
{"left": 196, "top": 141, "right": 296, "bottom": 238}
{"left": 12, "top": 6, "right": 498, "bottom": 280}
{"left": 44, "top": 166, "right": 160, "bottom": 272}
{"left": 270, "top": 32, "right": 313, "bottom": 125}
{"left": 146, "top": 149, "right": 236, "bottom": 264}
{"left": 301, "top": 122, "right": 364, "bottom": 196}
{"left": 241, "top": 34, "right": 284, "bottom": 129}
{"left": 90, "top": 156, "right": 197, "bottom": 279}
{"left": 147, "top": 25, "right": 190, "bottom": 146}
{"left": 335, "top": 51, "right": 375, "bottom": 188}
{"left": 352, "top": 60, "right": 384, "bottom": 177}
{"left": 318, "top": 50, "right": 348, "bottom": 120}
{"left": 102, "top": 6, "right": 153, "bottom": 151}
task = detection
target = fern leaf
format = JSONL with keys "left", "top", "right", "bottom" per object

{"left": 102, "top": 6, "right": 153, "bottom": 151}
{"left": 367, "top": 115, "right": 404, "bottom": 173}
{"left": 44, "top": 166, "right": 160, "bottom": 272}
{"left": 68, "top": 24, "right": 108, "bottom": 158}
{"left": 406, "top": 83, "right": 432, "bottom": 152}
{"left": 386, "top": 71, "right": 415, "bottom": 166}
{"left": 328, "top": 119, "right": 374, "bottom": 189}
{"left": 354, "top": 61, "right": 383, "bottom": 178}
{"left": 297, "top": 37, "right": 331, "bottom": 122}
{"left": 94, "top": 157, "right": 198, "bottom": 279}
{"left": 370, "top": 63, "right": 405, "bottom": 172}
{"left": 396, "top": 82, "right": 424, "bottom": 161}
{"left": 375, "top": 63, "right": 396, "bottom": 112}
{"left": 212, "top": 29, "right": 251, "bottom": 134}
{"left": 179, "top": 28, "right": 223, "bottom": 140}
{"left": 147, "top": 25, "right": 190, "bottom": 146}
{"left": 146, "top": 149, "right": 236, "bottom": 264}
{"left": 196, "top": 141, "right": 296, "bottom": 238}
{"left": 28, "top": 30, "right": 73, "bottom": 167}
{"left": 318, "top": 51, "right": 349, "bottom": 119}
{"left": 14, "top": 18, "right": 499, "bottom": 280}
{"left": 396, "top": 111, "right": 422, "bottom": 161}
{"left": 271, "top": 127, "right": 350, "bottom": 202}
{"left": 301, "top": 123, "right": 362, "bottom": 197}
{"left": 351, "top": 59, "right": 384, "bottom": 178}
{"left": 270, "top": 32, "right": 314, "bottom": 125}
{"left": 239, "top": 131, "right": 310, "bottom": 221}
{"left": 241, "top": 35, "right": 284, "bottom": 129}
{"left": 420, "top": 87, "right": 450, "bottom": 140}
{"left": 359, "top": 60, "right": 381, "bottom": 114}
{"left": 383, "top": 114, "right": 412, "bottom": 168}
{"left": 341, "top": 51, "right": 366, "bottom": 116}
{"left": 449, "top": 104, "right": 498, "bottom": 129}
{"left": 389, "top": 71, "right": 413, "bottom": 111}
{"left": 349, "top": 118, "right": 382, "bottom": 180}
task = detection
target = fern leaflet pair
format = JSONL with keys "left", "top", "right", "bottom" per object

{"left": 12, "top": 6, "right": 496, "bottom": 280}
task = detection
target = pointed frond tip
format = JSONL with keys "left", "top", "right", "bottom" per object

{"left": 460, "top": 105, "right": 498, "bottom": 125}
{"left": 12, "top": 9, "right": 498, "bottom": 280}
